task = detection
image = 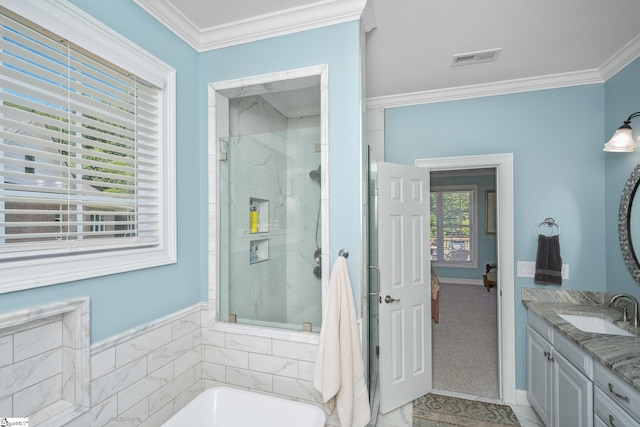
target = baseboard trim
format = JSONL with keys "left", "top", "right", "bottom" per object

{"left": 515, "top": 389, "right": 530, "bottom": 407}
{"left": 438, "top": 277, "right": 484, "bottom": 286}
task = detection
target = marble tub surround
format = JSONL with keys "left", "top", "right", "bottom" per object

{"left": 522, "top": 288, "right": 640, "bottom": 393}
{"left": 0, "top": 298, "right": 90, "bottom": 426}
{"left": 0, "top": 297, "right": 330, "bottom": 426}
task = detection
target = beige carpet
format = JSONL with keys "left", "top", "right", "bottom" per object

{"left": 413, "top": 393, "right": 520, "bottom": 426}
{"left": 432, "top": 283, "right": 499, "bottom": 398}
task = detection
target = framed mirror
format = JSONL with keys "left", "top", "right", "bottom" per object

{"left": 619, "top": 162, "right": 640, "bottom": 285}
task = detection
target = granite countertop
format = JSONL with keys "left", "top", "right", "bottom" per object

{"left": 522, "top": 288, "right": 640, "bottom": 393}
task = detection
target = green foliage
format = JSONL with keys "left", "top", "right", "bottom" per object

{"left": 4, "top": 101, "right": 135, "bottom": 194}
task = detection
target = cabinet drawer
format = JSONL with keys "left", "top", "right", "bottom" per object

{"left": 528, "top": 310, "right": 553, "bottom": 342}
{"left": 594, "top": 362, "right": 640, "bottom": 423}
{"left": 594, "top": 387, "right": 639, "bottom": 427}
{"left": 553, "top": 328, "right": 593, "bottom": 379}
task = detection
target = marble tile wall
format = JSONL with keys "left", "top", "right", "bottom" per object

{"left": 226, "top": 95, "right": 289, "bottom": 324}
{"left": 70, "top": 305, "right": 204, "bottom": 427}
{"left": 286, "top": 115, "right": 322, "bottom": 330}
{"left": 0, "top": 298, "right": 90, "bottom": 426}
{"left": 223, "top": 95, "right": 322, "bottom": 328}
{"left": 202, "top": 316, "right": 338, "bottom": 427}
{"left": 0, "top": 299, "right": 338, "bottom": 426}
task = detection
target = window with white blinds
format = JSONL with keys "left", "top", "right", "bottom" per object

{"left": 430, "top": 185, "right": 477, "bottom": 267}
{"left": 0, "top": 2, "right": 176, "bottom": 292}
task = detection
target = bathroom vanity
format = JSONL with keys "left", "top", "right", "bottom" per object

{"left": 524, "top": 293, "right": 640, "bottom": 427}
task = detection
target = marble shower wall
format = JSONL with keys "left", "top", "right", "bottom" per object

{"left": 286, "top": 116, "right": 322, "bottom": 329}
{"left": 224, "top": 95, "right": 321, "bottom": 328}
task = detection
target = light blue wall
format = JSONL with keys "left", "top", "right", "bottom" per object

{"left": 431, "top": 173, "right": 496, "bottom": 280}
{"left": 385, "top": 84, "right": 607, "bottom": 389}
{"left": 0, "top": 0, "right": 202, "bottom": 342}
{"left": 604, "top": 57, "right": 640, "bottom": 302}
{"left": 0, "top": 4, "right": 365, "bottom": 341}
{"left": 198, "top": 22, "right": 364, "bottom": 306}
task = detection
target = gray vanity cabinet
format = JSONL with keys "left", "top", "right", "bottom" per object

{"left": 527, "top": 311, "right": 594, "bottom": 427}
{"left": 593, "top": 361, "right": 640, "bottom": 426}
{"left": 553, "top": 349, "right": 593, "bottom": 426}
{"left": 527, "top": 325, "right": 553, "bottom": 425}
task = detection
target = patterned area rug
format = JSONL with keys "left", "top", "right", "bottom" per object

{"left": 413, "top": 394, "right": 521, "bottom": 426}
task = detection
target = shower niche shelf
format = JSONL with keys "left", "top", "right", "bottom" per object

{"left": 249, "top": 197, "right": 269, "bottom": 234}
{"left": 250, "top": 239, "right": 269, "bottom": 264}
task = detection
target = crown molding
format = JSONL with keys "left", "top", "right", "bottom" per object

{"left": 132, "top": 0, "right": 202, "bottom": 51}
{"left": 366, "top": 37, "right": 640, "bottom": 110}
{"left": 134, "top": 0, "right": 366, "bottom": 53}
{"left": 365, "top": 68, "right": 605, "bottom": 110}
{"left": 600, "top": 33, "right": 640, "bottom": 81}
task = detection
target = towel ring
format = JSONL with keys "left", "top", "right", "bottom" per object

{"left": 537, "top": 217, "right": 560, "bottom": 236}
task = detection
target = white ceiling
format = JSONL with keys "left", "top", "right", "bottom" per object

{"left": 134, "top": 0, "right": 640, "bottom": 108}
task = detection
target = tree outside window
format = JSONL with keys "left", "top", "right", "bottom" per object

{"left": 430, "top": 186, "right": 476, "bottom": 266}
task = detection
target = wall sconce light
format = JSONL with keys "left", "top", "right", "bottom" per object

{"left": 604, "top": 112, "right": 640, "bottom": 152}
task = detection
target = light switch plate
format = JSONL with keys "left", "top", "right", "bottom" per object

{"left": 517, "top": 261, "right": 535, "bottom": 278}
{"left": 517, "top": 261, "right": 569, "bottom": 279}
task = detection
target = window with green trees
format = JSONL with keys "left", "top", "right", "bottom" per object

{"left": 430, "top": 186, "right": 476, "bottom": 265}
{"left": 0, "top": 3, "right": 176, "bottom": 293}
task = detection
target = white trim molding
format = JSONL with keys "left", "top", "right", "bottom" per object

{"left": 134, "top": 0, "right": 367, "bottom": 52}
{"left": 0, "top": 0, "right": 177, "bottom": 293}
{"left": 366, "top": 69, "right": 604, "bottom": 109}
{"left": 366, "top": 32, "right": 640, "bottom": 110}
{"left": 415, "top": 153, "right": 516, "bottom": 405}
{"left": 600, "top": 32, "right": 640, "bottom": 81}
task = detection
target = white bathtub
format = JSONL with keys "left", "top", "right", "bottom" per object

{"left": 163, "top": 387, "right": 326, "bottom": 427}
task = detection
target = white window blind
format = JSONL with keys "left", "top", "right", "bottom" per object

{"left": 0, "top": 11, "right": 162, "bottom": 260}
{"left": 430, "top": 186, "right": 476, "bottom": 265}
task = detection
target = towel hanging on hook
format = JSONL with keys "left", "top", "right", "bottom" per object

{"left": 536, "top": 217, "right": 560, "bottom": 236}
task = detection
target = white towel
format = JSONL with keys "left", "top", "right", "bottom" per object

{"left": 313, "top": 256, "right": 371, "bottom": 427}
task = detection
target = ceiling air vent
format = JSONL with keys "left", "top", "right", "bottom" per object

{"left": 451, "top": 48, "right": 502, "bottom": 67}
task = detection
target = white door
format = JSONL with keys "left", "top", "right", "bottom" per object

{"left": 378, "top": 162, "right": 432, "bottom": 414}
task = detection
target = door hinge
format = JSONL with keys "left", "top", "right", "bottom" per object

{"left": 218, "top": 152, "right": 228, "bottom": 161}
{"left": 376, "top": 345, "right": 380, "bottom": 358}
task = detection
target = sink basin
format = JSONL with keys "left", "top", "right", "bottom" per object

{"left": 558, "top": 314, "right": 634, "bottom": 337}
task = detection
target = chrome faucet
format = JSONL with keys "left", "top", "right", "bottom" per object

{"left": 608, "top": 293, "right": 639, "bottom": 328}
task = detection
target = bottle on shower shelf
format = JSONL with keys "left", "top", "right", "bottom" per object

{"left": 250, "top": 204, "right": 258, "bottom": 233}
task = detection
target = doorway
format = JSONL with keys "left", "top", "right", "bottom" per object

{"left": 430, "top": 167, "right": 499, "bottom": 399}
{"left": 415, "top": 154, "right": 515, "bottom": 406}
{"left": 370, "top": 153, "right": 516, "bottom": 418}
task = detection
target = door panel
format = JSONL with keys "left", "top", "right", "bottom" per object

{"left": 378, "top": 162, "right": 431, "bottom": 414}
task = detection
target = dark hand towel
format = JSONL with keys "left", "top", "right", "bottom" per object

{"left": 534, "top": 234, "right": 562, "bottom": 285}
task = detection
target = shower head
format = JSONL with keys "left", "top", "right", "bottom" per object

{"left": 309, "top": 165, "right": 321, "bottom": 183}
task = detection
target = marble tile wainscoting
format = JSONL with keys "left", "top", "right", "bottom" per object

{"left": 0, "top": 299, "right": 333, "bottom": 426}
{"left": 0, "top": 298, "right": 90, "bottom": 426}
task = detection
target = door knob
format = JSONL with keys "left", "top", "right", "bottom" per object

{"left": 384, "top": 295, "right": 400, "bottom": 304}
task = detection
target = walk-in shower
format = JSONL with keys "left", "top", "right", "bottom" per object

{"left": 215, "top": 73, "right": 325, "bottom": 332}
